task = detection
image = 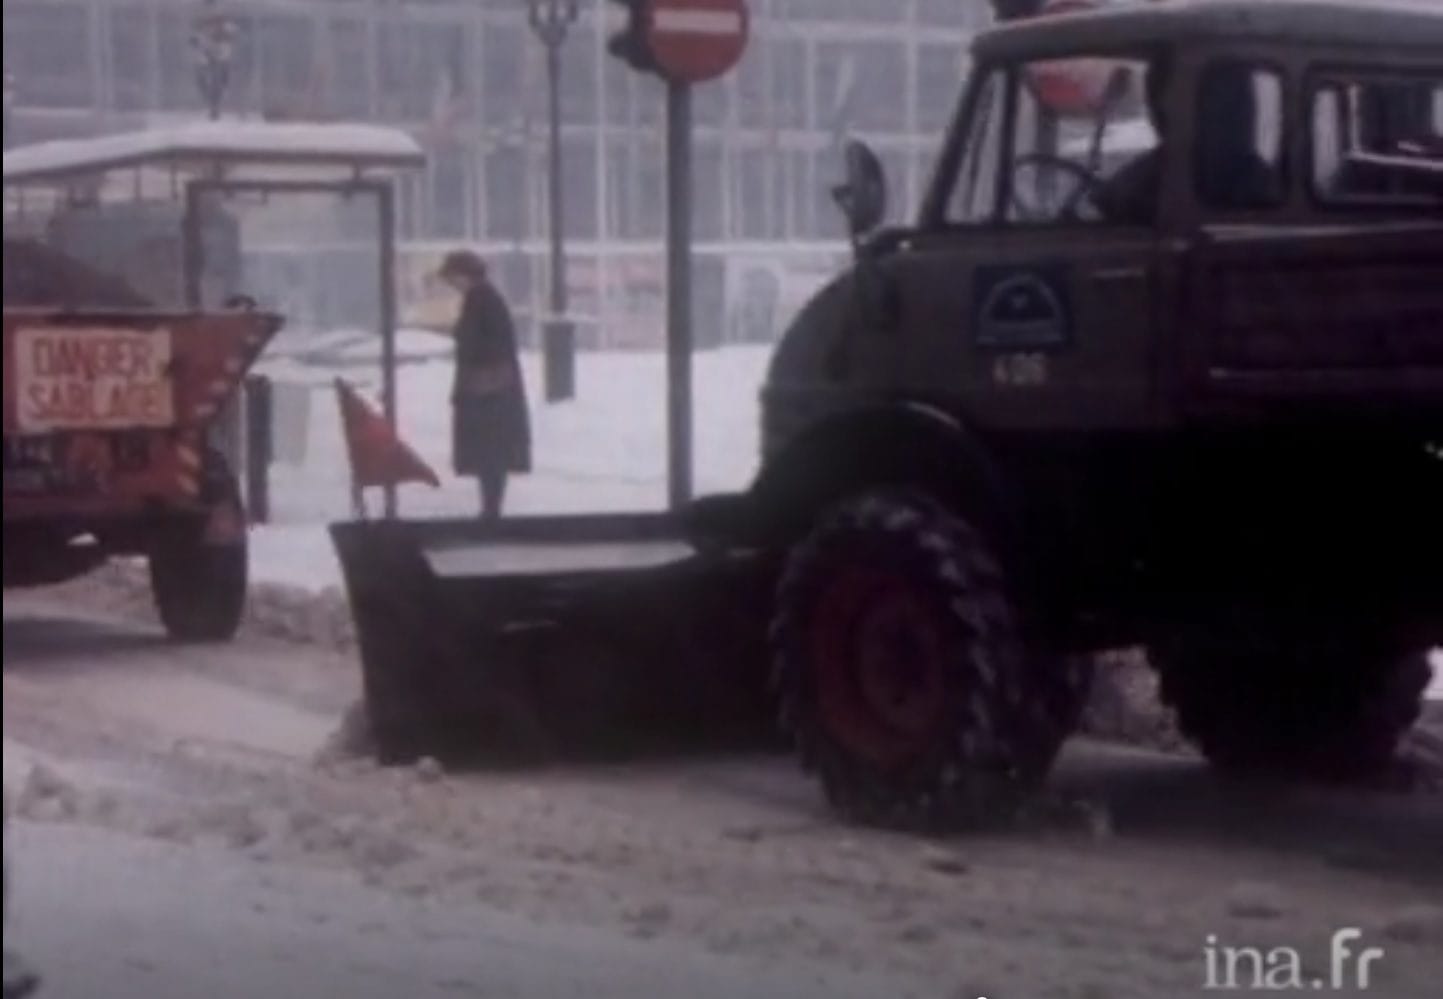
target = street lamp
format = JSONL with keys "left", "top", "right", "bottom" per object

{"left": 526, "top": 0, "right": 581, "bottom": 402}
{"left": 190, "top": 0, "right": 240, "bottom": 121}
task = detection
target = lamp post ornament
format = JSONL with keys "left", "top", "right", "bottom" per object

{"left": 526, "top": 0, "right": 581, "bottom": 402}
{"left": 191, "top": 0, "right": 240, "bottom": 121}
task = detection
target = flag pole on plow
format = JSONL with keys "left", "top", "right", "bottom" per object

{"left": 334, "top": 377, "right": 439, "bottom": 519}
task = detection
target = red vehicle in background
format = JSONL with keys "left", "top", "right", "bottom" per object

{"left": 2, "top": 283, "right": 279, "bottom": 640}
{"left": 3, "top": 121, "right": 423, "bottom": 641}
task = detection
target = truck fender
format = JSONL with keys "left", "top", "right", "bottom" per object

{"left": 743, "top": 401, "right": 1016, "bottom": 550}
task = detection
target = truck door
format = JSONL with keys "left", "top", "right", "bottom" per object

{"left": 896, "top": 55, "right": 1168, "bottom": 432}
{"left": 1186, "top": 224, "right": 1443, "bottom": 412}
{"left": 1185, "top": 68, "right": 1443, "bottom": 411}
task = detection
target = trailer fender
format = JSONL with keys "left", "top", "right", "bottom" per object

{"left": 745, "top": 401, "right": 1016, "bottom": 551}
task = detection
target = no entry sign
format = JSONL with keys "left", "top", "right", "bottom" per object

{"left": 647, "top": 0, "right": 750, "bottom": 85}
{"left": 1022, "top": 0, "right": 1122, "bottom": 115}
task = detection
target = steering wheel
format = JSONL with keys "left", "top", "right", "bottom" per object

{"left": 1009, "top": 153, "right": 1108, "bottom": 221}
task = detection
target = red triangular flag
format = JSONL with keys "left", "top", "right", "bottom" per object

{"left": 335, "top": 377, "right": 441, "bottom": 490}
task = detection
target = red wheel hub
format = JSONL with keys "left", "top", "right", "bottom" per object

{"left": 808, "top": 567, "right": 951, "bottom": 766}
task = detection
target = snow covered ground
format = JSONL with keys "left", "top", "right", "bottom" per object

{"left": 8, "top": 806, "right": 899, "bottom": 999}
{"left": 6, "top": 592, "right": 1441, "bottom": 999}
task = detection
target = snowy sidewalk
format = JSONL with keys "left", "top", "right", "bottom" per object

{"left": 258, "top": 342, "right": 768, "bottom": 527}
{"left": 249, "top": 342, "right": 769, "bottom": 592}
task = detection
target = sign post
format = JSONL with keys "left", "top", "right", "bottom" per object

{"left": 664, "top": 82, "right": 695, "bottom": 510}
{"left": 643, "top": 0, "right": 749, "bottom": 510}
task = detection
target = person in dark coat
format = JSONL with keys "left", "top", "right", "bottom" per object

{"left": 439, "top": 250, "right": 531, "bottom": 519}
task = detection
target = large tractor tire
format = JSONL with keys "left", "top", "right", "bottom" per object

{"left": 770, "top": 490, "right": 1088, "bottom": 829}
{"left": 150, "top": 459, "right": 248, "bottom": 644}
{"left": 1151, "top": 613, "right": 1431, "bottom": 783}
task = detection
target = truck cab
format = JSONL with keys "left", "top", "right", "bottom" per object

{"left": 761, "top": 0, "right": 1441, "bottom": 589}
{"left": 768, "top": 0, "right": 1441, "bottom": 449}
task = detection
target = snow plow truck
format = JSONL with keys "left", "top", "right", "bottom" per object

{"left": 332, "top": 0, "right": 1442, "bottom": 827}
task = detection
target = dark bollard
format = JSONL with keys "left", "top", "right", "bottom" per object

{"left": 243, "top": 374, "right": 273, "bottom": 524}
{"left": 543, "top": 317, "right": 576, "bottom": 402}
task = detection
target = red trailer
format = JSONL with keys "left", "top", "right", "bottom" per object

{"left": 2, "top": 302, "right": 280, "bottom": 638}
{"left": 3, "top": 121, "right": 424, "bottom": 641}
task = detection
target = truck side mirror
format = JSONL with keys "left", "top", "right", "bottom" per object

{"left": 831, "top": 140, "right": 888, "bottom": 240}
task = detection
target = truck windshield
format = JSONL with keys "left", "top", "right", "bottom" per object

{"left": 948, "top": 52, "right": 1163, "bottom": 227}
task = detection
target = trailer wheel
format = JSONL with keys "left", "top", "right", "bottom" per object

{"left": 1152, "top": 613, "right": 1431, "bottom": 783}
{"left": 770, "top": 490, "right": 1071, "bottom": 829}
{"left": 150, "top": 462, "right": 248, "bottom": 644}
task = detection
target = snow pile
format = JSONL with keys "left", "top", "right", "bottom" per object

{"left": 14, "top": 763, "right": 88, "bottom": 824}
{"left": 51, "top": 559, "right": 358, "bottom": 650}
{"left": 314, "top": 702, "right": 375, "bottom": 766}
{"left": 1401, "top": 701, "right": 1443, "bottom": 789}
{"left": 1080, "top": 649, "right": 1187, "bottom": 752}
